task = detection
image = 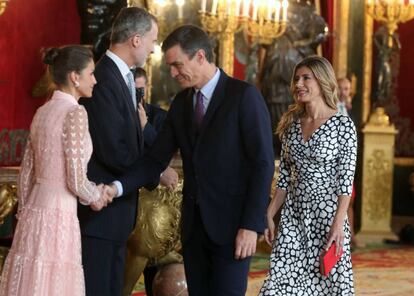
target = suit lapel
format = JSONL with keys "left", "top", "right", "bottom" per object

{"left": 197, "top": 70, "right": 228, "bottom": 138}
{"left": 102, "top": 56, "right": 144, "bottom": 151}
{"left": 183, "top": 88, "right": 197, "bottom": 146}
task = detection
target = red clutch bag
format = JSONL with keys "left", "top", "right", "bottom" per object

{"left": 320, "top": 243, "right": 343, "bottom": 276}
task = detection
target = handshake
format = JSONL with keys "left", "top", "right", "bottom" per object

{"left": 90, "top": 183, "right": 118, "bottom": 211}
{"left": 90, "top": 166, "right": 179, "bottom": 211}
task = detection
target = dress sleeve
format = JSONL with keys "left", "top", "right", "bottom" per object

{"left": 276, "top": 133, "right": 291, "bottom": 191}
{"left": 337, "top": 117, "right": 357, "bottom": 196}
{"left": 63, "top": 106, "right": 102, "bottom": 205}
{"left": 17, "top": 137, "right": 34, "bottom": 214}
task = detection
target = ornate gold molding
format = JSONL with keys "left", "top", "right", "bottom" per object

{"left": 394, "top": 157, "right": 414, "bottom": 166}
{"left": 362, "top": 9, "right": 374, "bottom": 124}
{"left": 333, "top": 0, "right": 350, "bottom": 78}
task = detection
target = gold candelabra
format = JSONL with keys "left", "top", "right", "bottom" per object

{"left": 199, "top": 0, "right": 288, "bottom": 76}
{"left": 367, "top": 0, "right": 414, "bottom": 47}
{"left": 0, "top": 0, "right": 9, "bottom": 15}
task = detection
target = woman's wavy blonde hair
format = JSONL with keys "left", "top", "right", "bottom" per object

{"left": 276, "top": 55, "right": 339, "bottom": 138}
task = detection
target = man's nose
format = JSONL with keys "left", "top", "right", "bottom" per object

{"left": 170, "top": 67, "right": 178, "bottom": 78}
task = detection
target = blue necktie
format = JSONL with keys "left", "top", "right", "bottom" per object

{"left": 195, "top": 91, "right": 205, "bottom": 127}
{"left": 126, "top": 71, "right": 137, "bottom": 109}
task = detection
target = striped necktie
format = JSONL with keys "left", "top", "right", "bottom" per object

{"left": 126, "top": 71, "right": 137, "bottom": 109}
{"left": 195, "top": 91, "right": 205, "bottom": 127}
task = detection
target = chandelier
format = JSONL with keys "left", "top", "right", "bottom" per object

{"left": 199, "top": 0, "right": 288, "bottom": 76}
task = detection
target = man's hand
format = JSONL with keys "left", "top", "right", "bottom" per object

{"left": 160, "top": 167, "right": 178, "bottom": 191}
{"left": 137, "top": 102, "right": 148, "bottom": 130}
{"left": 90, "top": 184, "right": 117, "bottom": 211}
{"left": 103, "top": 184, "right": 118, "bottom": 202}
{"left": 234, "top": 228, "right": 257, "bottom": 260}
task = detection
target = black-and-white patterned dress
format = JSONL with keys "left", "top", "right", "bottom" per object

{"left": 259, "top": 113, "right": 357, "bottom": 296}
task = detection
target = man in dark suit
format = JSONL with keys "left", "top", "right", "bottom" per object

{"left": 78, "top": 7, "right": 177, "bottom": 296}
{"left": 115, "top": 25, "right": 275, "bottom": 296}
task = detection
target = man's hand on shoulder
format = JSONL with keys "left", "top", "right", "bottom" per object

{"left": 234, "top": 228, "right": 258, "bottom": 260}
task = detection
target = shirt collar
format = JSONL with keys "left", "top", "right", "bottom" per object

{"left": 106, "top": 50, "right": 132, "bottom": 79}
{"left": 196, "top": 68, "right": 220, "bottom": 100}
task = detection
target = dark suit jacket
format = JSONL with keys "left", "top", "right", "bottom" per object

{"left": 142, "top": 103, "right": 167, "bottom": 150}
{"left": 79, "top": 55, "right": 158, "bottom": 242}
{"left": 120, "top": 70, "right": 274, "bottom": 245}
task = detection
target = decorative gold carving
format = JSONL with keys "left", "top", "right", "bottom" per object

{"left": 123, "top": 178, "right": 184, "bottom": 296}
{"left": 0, "top": 167, "right": 19, "bottom": 226}
{"left": 368, "top": 107, "right": 391, "bottom": 126}
{"left": 358, "top": 115, "right": 398, "bottom": 243}
{"left": 0, "top": 184, "right": 17, "bottom": 225}
{"left": 365, "top": 150, "right": 392, "bottom": 223}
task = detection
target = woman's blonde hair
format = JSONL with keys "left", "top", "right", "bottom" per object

{"left": 276, "top": 55, "right": 339, "bottom": 137}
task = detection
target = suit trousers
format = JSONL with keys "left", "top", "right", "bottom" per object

{"left": 82, "top": 236, "right": 126, "bottom": 296}
{"left": 182, "top": 206, "right": 251, "bottom": 296}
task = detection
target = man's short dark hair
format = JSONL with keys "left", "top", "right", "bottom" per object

{"left": 161, "top": 25, "right": 214, "bottom": 63}
{"left": 133, "top": 67, "right": 147, "bottom": 83}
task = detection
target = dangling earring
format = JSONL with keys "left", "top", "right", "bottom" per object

{"left": 74, "top": 81, "right": 80, "bottom": 88}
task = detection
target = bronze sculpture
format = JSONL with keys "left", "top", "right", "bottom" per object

{"left": 257, "top": 0, "right": 327, "bottom": 154}
{"left": 123, "top": 179, "right": 184, "bottom": 296}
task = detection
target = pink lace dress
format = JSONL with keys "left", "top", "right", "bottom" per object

{"left": 0, "top": 90, "right": 103, "bottom": 296}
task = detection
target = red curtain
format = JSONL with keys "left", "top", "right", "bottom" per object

{"left": 397, "top": 19, "right": 414, "bottom": 131}
{"left": 0, "top": 0, "right": 80, "bottom": 165}
{"left": 319, "top": 0, "right": 334, "bottom": 62}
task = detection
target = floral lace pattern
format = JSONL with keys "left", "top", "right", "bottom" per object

{"left": 0, "top": 91, "right": 104, "bottom": 296}
{"left": 63, "top": 106, "right": 102, "bottom": 205}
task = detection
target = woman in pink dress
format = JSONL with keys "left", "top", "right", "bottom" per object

{"left": 0, "top": 45, "right": 112, "bottom": 296}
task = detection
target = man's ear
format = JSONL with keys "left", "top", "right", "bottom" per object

{"left": 132, "top": 34, "right": 141, "bottom": 48}
{"left": 196, "top": 49, "right": 206, "bottom": 64}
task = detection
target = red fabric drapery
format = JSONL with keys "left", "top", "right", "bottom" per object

{"left": 0, "top": 0, "right": 80, "bottom": 130}
{"left": 397, "top": 19, "right": 414, "bottom": 131}
{"left": 320, "top": 0, "right": 334, "bottom": 62}
{"left": 0, "top": 0, "right": 80, "bottom": 165}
